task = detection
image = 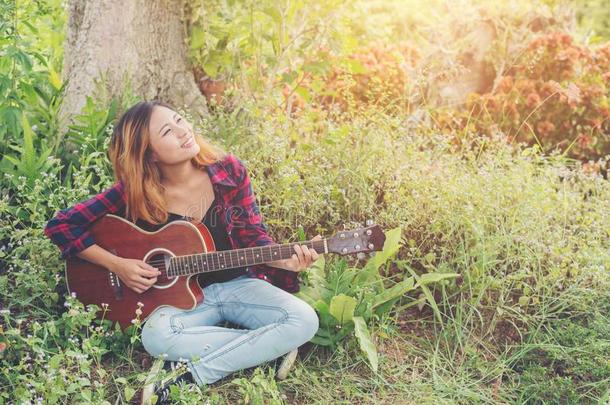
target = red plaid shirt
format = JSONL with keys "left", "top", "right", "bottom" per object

{"left": 44, "top": 154, "right": 299, "bottom": 293}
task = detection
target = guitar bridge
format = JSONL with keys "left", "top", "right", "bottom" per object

{"left": 108, "top": 272, "right": 124, "bottom": 300}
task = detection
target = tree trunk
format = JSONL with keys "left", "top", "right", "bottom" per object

{"left": 61, "top": 0, "right": 207, "bottom": 131}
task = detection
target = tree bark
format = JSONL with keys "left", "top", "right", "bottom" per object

{"left": 61, "top": 0, "right": 207, "bottom": 131}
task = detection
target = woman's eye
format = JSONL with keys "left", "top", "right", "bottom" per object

{"left": 163, "top": 129, "right": 171, "bottom": 136}
{"left": 177, "top": 117, "right": 182, "bottom": 123}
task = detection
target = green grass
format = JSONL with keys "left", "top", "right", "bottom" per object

{"left": 2, "top": 100, "right": 609, "bottom": 403}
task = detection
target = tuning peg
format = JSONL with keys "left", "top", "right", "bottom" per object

{"left": 365, "top": 219, "right": 374, "bottom": 226}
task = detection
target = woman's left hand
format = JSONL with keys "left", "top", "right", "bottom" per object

{"left": 271, "top": 235, "right": 322, "bottom": 272}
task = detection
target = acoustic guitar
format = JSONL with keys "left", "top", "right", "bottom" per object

{"left": 65, "top": 214, "right": 386, "bottom": 329}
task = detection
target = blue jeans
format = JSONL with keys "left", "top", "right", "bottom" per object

{"left": 141, "top": 274, "right": 319, "bottom": 385}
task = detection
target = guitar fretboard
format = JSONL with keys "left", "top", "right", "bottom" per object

{"left": 166, "top": 240, "right": 328, "bottom": 277}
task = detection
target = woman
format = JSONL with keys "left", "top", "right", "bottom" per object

{"left": 44, "top": 100, "right": 321, "bottom": 402}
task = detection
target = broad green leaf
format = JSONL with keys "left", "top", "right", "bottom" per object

{"left": 190, "top": 26, "right": 205, "bottom": 50}
{"left": 329, "top": 294, "right": 357, "bottom": 324}
{"left": 312, "top": 299, "right": 330, "bottom": 317}
{"left": 371, "top": 276, "right": 415, "bottom": 309}
{"left": 353, "top": 316, "right": 378, "bottom": 372}
{"left": 203, "top": 62, "right": 218, "bottom": 78}
{"left": 48, "top": 354, "right": 62, "bottom": 369}
{"left": 295, "top": 86, "right": 311, "bottom": 102}
{"left": 295, "top": 255, "right": 326, "bottom": 304}
{"left": 355, "top": 227, "right": 402, "bottom": 285}
{"left": 124, "top": 386, "right": 135, "bottom": 401}
{"left": 310, "top": 335, "right": 333, "bottom": 346}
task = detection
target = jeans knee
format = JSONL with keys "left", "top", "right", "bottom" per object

{"left": 141, "top": 311, "right": 173, "bottom": 356}
{"left": 290, "top": 302, "right": 319, "bottom": 342}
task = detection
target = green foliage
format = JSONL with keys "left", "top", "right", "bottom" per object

{"left": 509, "top": 298, "right": 610, "bottom": 403}
{"left": 0, "top": 295, "right": 144, "bottom": 403}
{"left": 0, "top": 0, "right": 65, "bottom": 158}
{"left": 297, "top": 228, "right": 458, "bottom": 371}
{"left": 232, "top": 367, "right": 284, "bottom": 405}
{"left": 1, "top": 0, "right": 610, "bottom": 402}
{"left": 187, "top": 0, "right": 346, "bottom": 95}
{"left": 572, "top": 0, "right": 610, "bottom": 41}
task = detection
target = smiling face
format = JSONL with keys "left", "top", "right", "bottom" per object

{"left": 148, "top": 105, "right": 201, "bottom": 165}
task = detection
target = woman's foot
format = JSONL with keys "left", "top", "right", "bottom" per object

{"left": 275, "top": 348, "right": 299, "bottom": 380}
{"left": 141, "top": 360, "right": 194, "bottom": 405}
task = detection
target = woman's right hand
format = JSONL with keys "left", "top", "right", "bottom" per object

{"left": 109, "top": 257, "right": 160, "bottom": 294}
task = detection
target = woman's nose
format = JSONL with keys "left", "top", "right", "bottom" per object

{"left": 177, "top": 127, "right": 189, "bottom": 138}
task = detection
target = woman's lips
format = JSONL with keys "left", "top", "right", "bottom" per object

{"left": 181, "top": 137, "right": 194, "bottom": 148}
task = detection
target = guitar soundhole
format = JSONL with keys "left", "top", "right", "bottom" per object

{"left": 147, "top": 252, "right": 175, "bottom": 287}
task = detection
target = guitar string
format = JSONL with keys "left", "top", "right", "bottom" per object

{"left": 145, "top": 241, "right": 333, "bottom": 275}
{"left": 145, "top": 241, "right": 328, "bottom": 266}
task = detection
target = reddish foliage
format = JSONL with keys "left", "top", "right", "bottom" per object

{"left": 441, "top": 32, "right": 610, "bottom": 160}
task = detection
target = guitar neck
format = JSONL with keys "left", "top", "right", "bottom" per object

{"left": 166, "top": 239, "right": 328, "bottom": 277}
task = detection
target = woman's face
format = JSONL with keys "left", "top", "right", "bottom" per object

{"left": 148, "top": 105, "right": 200, "bottom": 165}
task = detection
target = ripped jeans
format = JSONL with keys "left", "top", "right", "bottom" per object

{"left": 141, "top": 274, "right": 319, "bottom": 385}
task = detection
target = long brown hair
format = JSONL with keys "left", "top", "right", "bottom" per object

{"left": 108, "top": 100, "right": 225, "bottom": 224}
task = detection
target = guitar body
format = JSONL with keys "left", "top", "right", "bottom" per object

{"left": 65, "top": 214, "right": 215, "bottom": 330}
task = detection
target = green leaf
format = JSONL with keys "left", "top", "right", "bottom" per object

{"left": 418, "top": 272, "right": 459, "bottom": 285}
{"left": 48, "top": 354, "right": 62, "bottom": 369}
{"left": 329, "top": 294, "right": 357, "bottom": 324}
{"left": 295, "top": 255, "right": 326, "bottom": 305}
{"left": 295, "top": 86, "right": 311, "bottom": 102}
{"left": 124, "top": 386, "right": 135, "bottom": 401}
{"left": 355, "top": 227, "right": 402, "bottom": 285}
{"left": 203, "top": 62, "right": 218, "bottom": 78}
{"left": 297, "top": 226, "right": 306, "bottom": 241}
{"left": 353, "top": 316, "right": 378, "bottom": 372}
{"left": 20, "top": 114, "right": 36, "bottom": 173}
{"left": 345, "top": 58, "right": 367, "bottom": 74}
{"left": 371, "top": 276, "right": 415, "bottom": 310}
{"left": 310, "top": 335, "right": 333, "bottom": 346}
{"left": 419, "top": 283, "right": 442, "bottom": 323}
{"left": 262, "top": 7, "right": 282, "bottom": 24}
{"left": 190, "top": 26, "right": 205, "bottom": 50}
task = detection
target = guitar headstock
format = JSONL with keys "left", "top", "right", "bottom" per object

{"left": 326, "top": 225, "right": 386, "bottom": 256}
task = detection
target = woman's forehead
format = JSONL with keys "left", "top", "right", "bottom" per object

{"left": 149, "top": 106, "right": 175, "bottom": 135}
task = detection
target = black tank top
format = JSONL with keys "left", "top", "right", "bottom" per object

{"left": 133, "top": 195, "right": 247, "bottom": 288}
{"left": 197, "top": 194, "right": 247, "bottom": 287}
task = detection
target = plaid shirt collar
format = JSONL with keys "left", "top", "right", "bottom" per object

{"left": 206, "top": 158, "right": 237, "bottom": 188}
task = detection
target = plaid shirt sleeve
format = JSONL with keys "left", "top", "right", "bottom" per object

{"left": 44, "top": 182, "right": 127, "bottom": 259}
{"left": 226, "top": 156, "right": 300, "bottom": 293}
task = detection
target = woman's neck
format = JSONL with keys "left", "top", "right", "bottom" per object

{"left": 159, "top": 161, "right": 200, "bottom": 189}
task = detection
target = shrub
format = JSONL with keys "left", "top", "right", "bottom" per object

{"left": 437, "top": 32, "right": 610, "bottom": 161}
